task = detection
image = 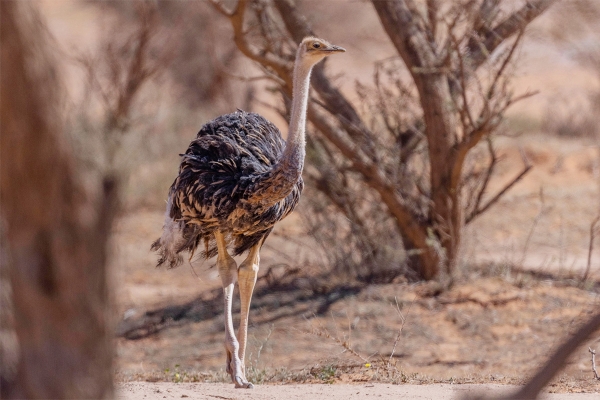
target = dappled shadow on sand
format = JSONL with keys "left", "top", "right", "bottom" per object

{"left": 116, "top": 266, "right": 363, "bottom": 340}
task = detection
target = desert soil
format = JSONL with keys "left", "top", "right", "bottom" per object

{"left": 117, "top": 382, "right": 599, "bottom": 400}
{"left": 112, "top": 131, "right": 600, "bottom": 398}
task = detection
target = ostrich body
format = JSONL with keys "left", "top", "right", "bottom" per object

{"left": 152, "top": 37, "right": 345, "bottom": 388}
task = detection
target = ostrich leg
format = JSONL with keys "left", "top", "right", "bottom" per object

{"left": 215, "top": 232, "right": 253, "bottom": 389}
{"left": 237, "top": 243, "right": 260, "bottom": 375}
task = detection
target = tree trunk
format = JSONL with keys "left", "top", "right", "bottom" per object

{"left": 399, "top": 234, "right": 441, "bottom": 280}
{"left": 418, "top": 75, "right": 463, "bottom": 275}
{"left": 0, "top": 3, "right": 115, "bottom": 398}
{"left": 372, "top": 0, "right": 463, "bottom": 277}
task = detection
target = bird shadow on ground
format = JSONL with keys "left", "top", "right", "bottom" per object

{"left": 116, "top": 266, "right": 363, "bottom": 340}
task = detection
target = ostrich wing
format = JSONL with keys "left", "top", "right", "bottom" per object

{"left": 170, "top": 111, "right": 286, "bottom": 225}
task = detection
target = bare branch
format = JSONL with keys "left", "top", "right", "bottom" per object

{"left": 465, "top": 137, "right": 497, "bottom": 222}
{"left": 388, "top": 297, "right": 414, "bottom": 366}
{"left": 426, "top": 0, "right": 439, "bottom": 40}
{"left": 590, "top": 348, "right": 600, "bottom": 381}
{"left": 371, "top": 0, "right": 437, "bottom": 71}
{"left": 449, "top": 29, "right": 475, "bottom": 129}
{"left": 504, "top": 312, "right": 600, "bottom": 399}
{"left": 108, "top": 3, "right": 165, "bottom": 133}
{"left": 466, "top": 149, "right": 532, "bottom": 224}
{"left": 505, "top": 90, "right": 540, "bottom": 109}
{"left": 273, "top": 0, "right": 377, "bottom": 159}
{"left": 302, "top": 315, "right": 370, "bottom": 364}
{"left": 516, "top": 187, "right": 548, "bottom": 267}
{"left": 465, "top": 312, "right": 600, "bottom": 399}
{"left": 476, "top": 0, "right": 501, "bottom": 30}
{"left": 486, "top": 28, "right": 525, "bottom": 101}
{"left": 272, "top": 0, "right": 312, "bottom": 42}
{"left": 468, "top": 0, "right": 557, "bottom": 70}
{"left": 215, "top": 0, "right": 291, "bottom": 89}
{"left": 308, "top": 104, "right": 429, "bottom": 244}
{"left": 313, "top": 70, "right": 377, "bottom": 158}
{"left": 457, "top": 88, "right": 538, "bottom": 170}
{"left": 582, "top": 216, "right": 600, "bottom": 282}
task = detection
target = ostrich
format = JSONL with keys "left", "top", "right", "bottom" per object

{"left": 152, "top": 37, "right": 345, "bottom": 388}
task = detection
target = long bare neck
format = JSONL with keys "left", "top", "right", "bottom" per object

{"left": 282, "top": 54, "right": 313, "bottom": 170}
{"left": 247, "top": 51, "right": 314, "bottom": 207}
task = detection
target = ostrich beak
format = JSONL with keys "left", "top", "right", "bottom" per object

{"left": 327, "top": 45, "right": 346, "bottom": 53}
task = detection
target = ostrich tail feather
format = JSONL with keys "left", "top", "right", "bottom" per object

{"left": 151, "top": 198, "right": 185, "bottom": 269}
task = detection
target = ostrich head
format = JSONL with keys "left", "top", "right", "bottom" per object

{"left": 297, "top": 37, "right": 345, "bottom": 67}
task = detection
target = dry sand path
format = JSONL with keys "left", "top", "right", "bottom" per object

{"left": 117, "top": 382, "right": 599, "bottom": 400}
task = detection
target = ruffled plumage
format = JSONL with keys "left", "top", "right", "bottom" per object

{"left": 152, "top": 110, "right": 303, "bottom": 268}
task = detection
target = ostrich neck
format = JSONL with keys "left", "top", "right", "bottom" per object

{"left": 280, "top": 58, "right": 313, "bottom": 174}
{"left": 248, "top": 53, "right": 314, "bottom": 207}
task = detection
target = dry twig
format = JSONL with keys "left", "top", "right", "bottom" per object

{"left": 301, "top": 315, "right": 369, "bottom": 364}
{"left": 518, "top": 187, "right": 549, "bottom": 267}
{"left": 388, "top": 296, "right": 415, "bottom": 366}
{"left": 590, "top": 348, "right": 600, "bottom": 380}
{"left": 466, "top": 143, "right": 533, "bottom": 224}
{"left": 582, "top": 216, "right": 600, "bottom": 282}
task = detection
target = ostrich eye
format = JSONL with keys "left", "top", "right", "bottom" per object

{"left": 312, "top": 42, "right": 321, "bottom": 49}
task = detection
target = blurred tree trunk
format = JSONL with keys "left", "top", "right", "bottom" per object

{"left": 0, "top": 2, "right": 115, "bottom": 398}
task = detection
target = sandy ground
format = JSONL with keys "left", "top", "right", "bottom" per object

{"left": 116, "top": 382, "right": 599, "bottom": 400}
{"left": 111, "top": 131, "right": 599, "bottom": 394}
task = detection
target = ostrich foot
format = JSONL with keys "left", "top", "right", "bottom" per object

{"left": 227, "top": 359, "right": 253, "bottom": 388}
{"left": 225, "top": 348, "right": 253, "bottom": 388}
{"left": 233, "top": 375, "right": 254, "bottom": 389}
